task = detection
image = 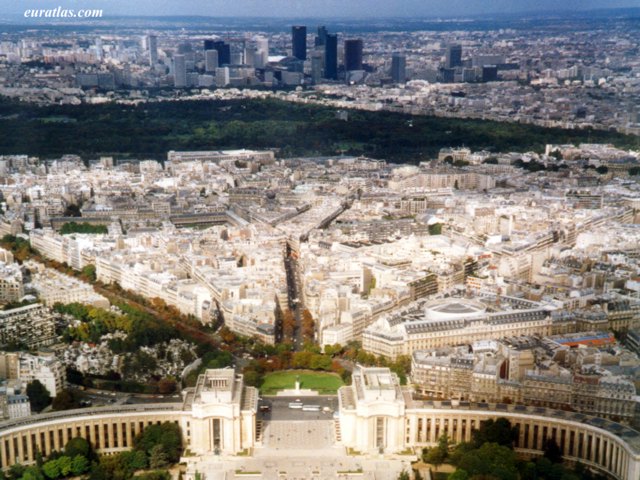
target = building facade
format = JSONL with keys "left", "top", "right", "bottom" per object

{"left": 0, "top": 367, "right": 638, "bottom": 479}
{"left": 0, "top": 305, "right": 56, "bottom": 349}
{"left": 339, "top": 367, "right": 640, "bottom": 480}
{"left": 0, "top": 369, "right": 257, "bottom": 469}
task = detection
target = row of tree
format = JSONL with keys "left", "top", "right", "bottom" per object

{"left": 2, "top": 423, "right": 181, "bottom": 480}
{"left": 419, "top": 418, "right": 607, "bottom": 480}
{"left": 59, "top": 223, "right": 107, "bottom": 235}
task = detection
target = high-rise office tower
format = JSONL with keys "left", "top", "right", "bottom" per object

{"left": 442, "top": 68, "right": 456, "bottom": 83}
{"left": 95, "top": 37, "right": 103, "bottom": 61}
{"left": 324, "top": 33, "right": 338, "bottom": 80}
{"left": 205, "top": 49, "right": 219, "bottom": 72}
{"left": 244, "top": 46, "right": 256, "bottom": 67}
{"left": 215, "top": 67, "right": 230, "bottom": 87}
{"left": 344, "top": 39, "right": 363, "bottom": 71}
{"left": 391, "top": 53, "right": 406, "bottom": 83}
{"left": 445, "top": 44, "right": 463, "bottom": 69}
{"left": 173, "top": 54, "right": 187, "bottom": 88}
{"left": 311, "top": 53, "right": 323, "bottom": 84}
{"left": 230, "top": 53, "right": 243, "bottom": 65}
{"left": 177, "top": 43, "right": 192, "bottom": 54}
{"left": 204, "top": 40, "right": 230, "bottom": 66}
{"left": 147, "top": 35, "right": 158, "bottom": 65}
{"left": 255, "top": 36, "right": 268, "bottom": 68}
{"left": 482, "top": 65, "right": 498, "bottom": 82}
{"left": 177, "top": 43, "right": 194, "bottom": 65}
{"left": 292, "top": 26, "right": 307, "bottom": 61}
{"left": 315, "top": 26, "right": 328, "bottom": 47}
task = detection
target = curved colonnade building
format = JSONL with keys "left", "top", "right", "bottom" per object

{"left": 339, "top": 367, "right": 640, "bottom": 480}
{"left": 0, "top": 369, "right": 258, "bottom": 468}
{"left": 0, "top": 367, "right": 639, "bottom": 480}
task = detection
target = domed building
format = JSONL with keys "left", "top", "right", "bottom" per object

{"left": 424, "top": 298, "right": 486, "bottom": 321}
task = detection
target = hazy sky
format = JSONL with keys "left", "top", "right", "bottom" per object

{"left": 3, "top": 0, "right": 638, "bottom": 17}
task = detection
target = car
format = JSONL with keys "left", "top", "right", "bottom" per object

{"left": 259, "top": 405, "right": 271, "bottom": 412}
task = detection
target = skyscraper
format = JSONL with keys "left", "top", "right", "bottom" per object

{"left": 204, "top": 40, "right": 230, "bottom": 66}
{"left": 446, "top": 44, "right": 463, "bottom": 69}
{"left": 147, "top": 35, "right": 158, "bottom": 66}
{"left": 324, "top": 33, "right": 338, "bottom": 80}
{"left": 315, "top": 26, "right": 328, "bottom": 47}
{"left": 311, "top": 53, "right": 323, "bottom": 84}
{"left": 255, "top": 36, "right": 268, "bottom": 68}
{"left": 205, "top": 49, "right": 219, "bottom": 72}
{"left": 173, "top": 54, "right": 187, "bottom": 88}
{"left": 95, "top": 37, "right": 103, "bottom": 61}
{"left": 344, "top": 39, "right": 363, "bottom": 71}
{"left": 244, "top": 46, "right": 256, "bottom": 67}
{"left": 292, "top": 26, "right": 307, "bottom": 61}
{"left": 391, "top": 53, "right": 406, "bottom": 83}
{"left": 482, "top": 65, "right": 498, "bottom": 82}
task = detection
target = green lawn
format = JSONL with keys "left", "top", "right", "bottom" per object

{"left": 260, "top": 371, "right": 344, "bottom": 395}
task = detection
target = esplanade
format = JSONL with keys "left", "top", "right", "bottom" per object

{"left": 0, "top": 367, "right": 639, "bottom": 480}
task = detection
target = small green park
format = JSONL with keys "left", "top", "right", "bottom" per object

{"left": 259, "top": 370, "right": 344, "bottom": 395}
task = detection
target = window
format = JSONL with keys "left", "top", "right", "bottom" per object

{"left": 375, "top": 417, "right": 385, "bottom": 450}
{"left": 212, "top": 418, "right": 222, "bottom": 451}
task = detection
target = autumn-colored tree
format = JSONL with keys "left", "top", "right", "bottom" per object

{"left": 157, "top": 377, "right": 177, "bottom": 394}
{"left": 281, "top": 309, "right": 296, "bottom": 341}
{"left": 301, "top": 309, "right": 315, "bottom": 341}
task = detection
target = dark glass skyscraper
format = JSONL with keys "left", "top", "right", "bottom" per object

{"left": 446, "top": 44, "right": 463, "bottom": 69}
{"left": 324, "top": 33, "right": 338, "bottom": 80}
{"left": 391, "top": 53, "right": 406, "bottom": 83}
{"left": 213, "top": 41, "right": 231, "bottom": 66}
{"left": 315, "top": 26, "right": 328, "bottom": 47}
{"left": 344, "top": 39, "right": 363, "bottom": 71}
{"left": 292, "top": 26, "right": 307, "bottom": 61}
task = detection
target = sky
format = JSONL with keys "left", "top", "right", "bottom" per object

{"left": 1, "top": 0, "right": 638, "bottom": 17}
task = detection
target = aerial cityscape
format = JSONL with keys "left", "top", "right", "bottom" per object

{"left": 0, "top": 2, "right": 640, "bottom": 480}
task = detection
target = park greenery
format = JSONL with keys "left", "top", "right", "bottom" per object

{"left": 260, "top": 370, "right": 344, "bottom": 395}
{"left": 0, "top": 424, "right": 180, "bottom": 480}
{"left": 25, "top": 380, "right": 51, "bottom": 413}
{"left": 240, "top": 339, "right": 411, "bottom": 388}
{"left": 54, "top": 302, "right": 178, "bottom": 352}
{"left": 0, "top": 235, "right": 35, "bottom": 263}
{"left": 0, "top": 96, "right": 637, "bottom": 163}
{"left": 183, "top": 347, "right": 234, "bottom": 387}
{"left": 59, "top": 223, "right": 108, "bottom": 235}
{"left": 418, "top": 418, "right": 608, "bottom": 480}
{"left": 428, "top": 223, "right": 442, "bottom": 235}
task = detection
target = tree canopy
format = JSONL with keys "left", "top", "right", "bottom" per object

{"left": 26, "top": 380, "right": 52, "bottom": 413}
{"left": 133, "top": 422, "right": 182, "bottom": 464}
